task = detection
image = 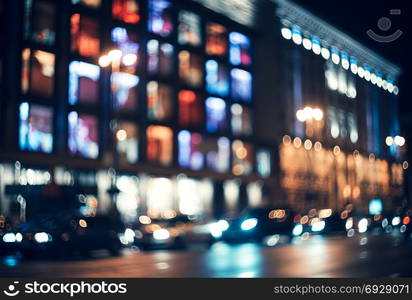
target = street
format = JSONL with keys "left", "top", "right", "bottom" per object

{"left": 1, "top": 233, "right": 411, "bottom": 278}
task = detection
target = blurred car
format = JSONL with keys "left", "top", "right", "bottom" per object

{"left": 17, "top": 214, "right": 124, "bottom": 259}
{"left": 0, "top": 217, "right": 23, "bottom": 256}
{"left": 220, "top": 207, "right": 295, "bottom": 244}
{"left": 129, "top": 215, "right": 215, "bottom": 250}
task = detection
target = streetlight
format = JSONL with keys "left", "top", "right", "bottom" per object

{"left": 385, "top": 135, "right": 406, "bottom": 147}
{"left": 296, "top": 106, "right": 324, "bottom": 122}
{"left": 296, "top": 106, "right": 324, "bottom": 138}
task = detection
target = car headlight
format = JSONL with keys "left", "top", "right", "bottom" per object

{"left": 2, "top": 233, "right": 16, "bottom": 243}
{"left": 216, "top": 220, "right": 229, "bottom": 232}
{"left": 153, "top": 228, "right": 170, "bottom": 240}
{"left": 311, "top": 220, "right": 325, "bottom": 232}
{"left": 292, "top": 224, "right": 303, "bottom": 236}
{"left": 34, "top": 232, "right": 52, "bottom": 243}
{"left": 345, "top": 218, "right": 353, "bottom": 230}
{"left": 392, "top": 216, "right": 401, "bottom": 226}
{"left": 358, "top": 218, "right": 368, "bottom": 233}
{"left": 240, "top": 218, "right": 258, "bottom": 231}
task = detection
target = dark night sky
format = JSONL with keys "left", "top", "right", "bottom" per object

{"left": 293, "top": 0, "right": 411, "bottom": 133}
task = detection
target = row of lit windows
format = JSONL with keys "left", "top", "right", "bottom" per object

{"left": 280, "top": 22, "right": 399, "bottom": 95}
{"left": 21, "top": 50, "right": 253, "bottom": 131}
{"left": 19, "top": 101, "right": 270, "bottom": 177}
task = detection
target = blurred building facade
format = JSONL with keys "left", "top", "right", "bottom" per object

{"left": 0, "top": 0, "right": 406, "bottom": 222}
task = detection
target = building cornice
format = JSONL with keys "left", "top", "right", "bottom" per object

{"left": 274, "top": 0, "right": 401, "bottom": 79}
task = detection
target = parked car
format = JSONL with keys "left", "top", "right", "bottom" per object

{"left": 0, "top": 217, "right": 23, "bottom": 256}
{"left": 220, "top": 207, "right": 295, "bottom": 244}
{"left": 130, "top": 215, "right": 215, "bottom": 250}
{"left": 17, "top": 213, "right": 124, "bottom": 259}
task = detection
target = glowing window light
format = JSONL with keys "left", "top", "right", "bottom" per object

{"left": 148, "top": 0, "right": 173, "bottom": 37}
{"left": 178, "top": 10, "right": 201, "bottom": 47}
{"left": 112, "top": 0, "right": 140, "bottom": 24}
{"left": 229, "top": 32, "right": 251, "bottom": 66}
{"left": 256, "top": 149, "right": 271, "bottom": 178}
{"left": 68, "top": 61, "right": 100, "bottom": 105}
{"left": 231, "top": 68, "right": 252, "bottom": 102}
{"left": 19, "top": 102, "right": 53, "bottom": 153}
{"left": 281, "top": 27, "right": 292, "bottom": 40}
{"left": 111, "top": 72, "right": 139, "bottom": 111}
{"left": 205, "top": 97, "right": 227, "bottom": 133}
{"left": 291, "top": 27, "right": 302, "bottom": 45}
{"left": 205, "top": 59, "right": 229, "bottom": 96}
{"left": 311, "top": 36, "right": 321, "bottom": 55}
{"left": 321, "top": 47, "right": 330, "bottom": 60}
{"left": 68, "top": 111, "right": 99, "bottom": 159}
{"left": 302, "top": 37, "right": 312, "bottom": 50}
{"left": 331, "top": 47, "right": 340, "bottom": 64}
{"left": 177, "top": 130, "right": 204, "bottom": 170}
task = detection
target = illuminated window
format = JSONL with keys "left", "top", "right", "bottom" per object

{"left": 206, "top": 23, "right": 227, "bottom": 56}
{"left": 71, "top": 0, "right": 101, "bottom": 8}
{"left": 148, "top": 0, "right": 173, "bottom": 37}
{"left": 24, "top": 0, "right": 56, "bottom": 46}
{"left": 111, "top": 27, "right": 139, "bottom": 71}
{"left": 206, "top": 137, "right": 230, "bottom": 172}
{"left": 178, "top": 132, "right": 229, "bottom": 173}
{"left": 205, "top": 97, "right": 227, "bottom": 133}
{"left": 69, "top": 61, "right": 100, "bottom": 105}
{"left": 178, "top": 10, "right": 201, "bottom": 47}
{"left": 178, "top": 131, "right": 204, "bottom": 170}
{"left": 231, "top": 68, "right": 252, "bottom": 102}
{"left": 147, "top": 39, "right": 173, "bottom": 76}
{"left": 179, "top": 51, "right": 203, "bottom": 88}
{"left": 232, "top": 140, "right": 253, "bottom": 176}
{"left": 178, "top": 90, "right": 203, "bottom": 127}
{"left": 348, "top": 113, "right": 358, "bottom": 143}
{"left": 146, "top": 125, "right": 173, "bottom": 166}
{"left": 147, "top": 81, "right": 173, "bottom": 121}
{"left": 229, "top": 32, "right": 251, "bottom": 66}
{"left": 205, "top": 60, "right": 229, "bottom": 96}
{"left": 328, "top": 106, "right": 339, "bottom": 139}
{"left": 19, "top": 102, "right": 53, "bottom": 153}
{"left": 256, "top": 149, "right": 271, "bottom": 178}
{"left": 146, "top": 177, "right": 174, "bottom": 217}
{"left": 113, "top": 120, "right": 138, "bottom": 163}
{"left": 68, "top": 111, "right": 99, "bottom": 159}
{"left": 111, "top": 72, "right": 139, "bottom": 111}
{"left": 112, "top": 0, "right": 140, "bottom": 24}
{"left": 70, "top": 14, "right": 100, "bottom": 57}
{"left": 337, "top": 109, "right": 347, "bottom": 138}
{"left": 22, "top": 49, "right": 55, "bottom": 97}
{"left": 231, "top": 104, "right": 252, "bottom": 136}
